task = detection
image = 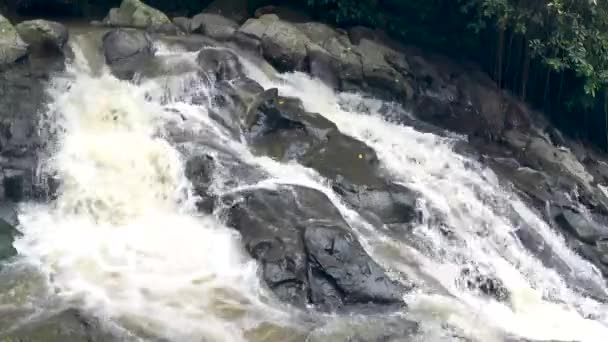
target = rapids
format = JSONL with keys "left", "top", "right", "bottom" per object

{"left": 2, "top": 30, "right": 608, "bottom": 342}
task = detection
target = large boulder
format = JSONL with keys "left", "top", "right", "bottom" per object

{"left": 102, "top": 28, "right": 153, "bottom": 80}
{"left": 15, "top": 20, "right": 68, "bottom": 55}
{"left": 242, "top": 87, "right": 420, "bottom": 229}
{"left": 240, "top": 15, "right": 310, "bottom": 72}
{"left": 554, "top": 209, "right": 608, "bottom": 245}
{"left": 222, "top": 185, "right": 410, "bottom": 312}
{"left": 196, "top": 47, "right": 243, "bottom": 81}
{"left": 103, "top": 0, "right": 172, "bottom": 31}
{"left": 190, "top": 13, "right": 238, "bottom": 40}
{"left": 0, "top": 14, "right": 28, "bottom": 66}
{"left": 296, "top": 22, "right": 362, "bottom": 89}
{"left": 0, "top": 45, "right": 61, "bottom": 201}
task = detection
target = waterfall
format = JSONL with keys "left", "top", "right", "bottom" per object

{"left": 4, "top": 32, "right": 608, "bottom": 342}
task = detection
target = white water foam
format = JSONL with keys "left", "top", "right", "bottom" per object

{"left": 13, "top": 43, "right": 298, "bottom": 342}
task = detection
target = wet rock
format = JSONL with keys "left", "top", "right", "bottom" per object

{"left": 196, "top": 47, "right": 243, "bottom": 81}
{"left": 1, "top": 309, "right": 118, "bottom": 342}
{"left": 222, "top": 185, "right": 409, "bottom": 312}
{"left": 0, "top": 215, "right": 18, "bottom": 261}
{"left": 555, "top": 209, "right": 608, "bottom": 245}
{"left": 0, "top": 14, "right": 28, "bottom": 66}
{"left": 211, "top": 77, "right": 264, "bottom": 135}
{"left": 596, "top": 239, "right": 608, "bottom": 265}
{"left": 244, "top": 88, "right": 339, "bottom": 162}
{"left": 240, "top": 15, "right": 309, "bottom": 72}
{"left": 305, "top": 225, "right": 408, "bottom": 308}
{"left": 103, "top": 0, "right": 172, "bottom": 31}
{"left": 185, "top": 153, "right": 216, "bottom": 213}
{"left": 459, "top": 265, "right": 509, "bottom": 302}
{"left": 0, "top": 51, "right": 57, "bottom": 202}
{"left": 301, "top": 132, "right": 381, "bottom": 187}
{"left": 172, "top": 16, "right": 191, "bottom": 33}
{"left": 15, "top": 20, "right": 68, "bottom": 56}
{"left": 190, "top": 13, "right": 238, "bottom": 41}
{"left": 296, "top": 22, "right": 363, "bottom": 90}
{"left": 102, "top": 28, "right": 153, "bottom": 80}
{"left": 354, "top": 38, "right": 414, "bottom": 101}
{"left": 332, "top": 180, "right": 419, "bottom": 228}
{"left": 305, "top": 43, "right": 340, "bottom": 89}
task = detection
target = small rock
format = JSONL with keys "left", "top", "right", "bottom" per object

{"left": 185, "top": 154, "right": 216, "bottom": 213}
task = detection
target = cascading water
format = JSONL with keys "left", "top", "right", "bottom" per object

{"left": 3, "top": 30, "right": 608, "bottom": 342}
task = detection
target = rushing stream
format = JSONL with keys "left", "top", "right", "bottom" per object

{"left": 3, "top": 29, "right": 608, "bottom": 341}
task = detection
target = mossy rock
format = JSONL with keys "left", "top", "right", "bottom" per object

{"left": 0, "top": 14, "right": 28, "bottom": 66}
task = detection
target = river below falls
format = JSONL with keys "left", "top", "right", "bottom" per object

{"left": 1, "top": 27, "right": 608, "bottom": 342}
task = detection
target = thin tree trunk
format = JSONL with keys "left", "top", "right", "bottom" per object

{"left": 521, "top": 38, "right": 531, "bottom": 101}
{"left": 543, "top": 68, "right": 552, "bottom": 113}
{"left": 503, "top": 30, "right": 516, "bottom": 89}
{"left": 495, "top": 26, "right": 505, "bottom": 87}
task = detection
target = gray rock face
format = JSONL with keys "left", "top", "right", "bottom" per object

{"left": 0, "top": 41, "right": 64, "bottom": 202}
{"left": 0, "top": 216, "right": 18, "bottom": 261}
{"left": 0, "top": 14, "right": 28, "bottom": 66}
{"left": 102, "top": 28, "right": 153, "bottom": 80}
{"left": 243, "top": 88, "right": 338, "bottom": 162}
{"left": 222, "top": 185, "right": 410, "bottom": 312}
{"left": 555, "top": 209, "right": 608, "bottom": 244}
{"left": 235, "top": 17, "right": 415, "bottom": 99}
{"left": 191, "top": 13, "right": 238, "bottom": 41}
{"left": 196, "top": 47, "right": 243, "bottom": 81}
{"left": 15, "top": 19, "right": 68, "bottom": 55}
{"left": 103, "top": 0, "right": 172, "bottom": 31}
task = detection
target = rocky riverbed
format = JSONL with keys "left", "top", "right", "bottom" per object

{"left": 1, "top": 0, "right": 608, "bottom": 341}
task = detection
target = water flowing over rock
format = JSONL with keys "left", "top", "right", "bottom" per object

{"left": 222, "top": 185, "right": 410, "bottom": 312}
{"left": 102, "top": 28, "right": 153, "bottom": 80}
{"left": 1, "top": 7, "right": 608, "bottom": 342}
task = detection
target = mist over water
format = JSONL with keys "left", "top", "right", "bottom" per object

{"left": 5, "top": 34, "right": 608, "bottom": 341}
